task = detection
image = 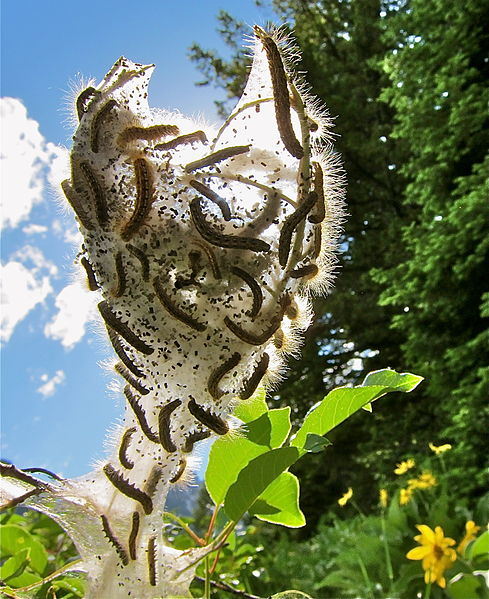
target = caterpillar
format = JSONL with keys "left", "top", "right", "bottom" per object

{"left": 240, "top": 353, "right": 270, "bottom": 400}
{"left": 126, "top": 243, "right": 150, "bottom": 281}
{"left": 118, "top": 124, "right": 179, "bottom": 146}
{"left": 189, "top": 179, "right": 231, "bottom": 221}
{"left": 91, "top": 99, "right": 118, "bottom": 153}
{"left": 61, "top": 179, "right": 94, "bottom": 230}
{"left": 103, "top": 463, "right": 153, "bottom": 515}
{"left": 147, "top": 536, "right": 157, "bottom": 586}
{"left": 254, "top": 26, "right": 303, "bottom": 160}
{"left": 118, "top": 427, "right": 136, "bottom": 470}
{"left": 144, "top": 465, "right": 162, "bottom": 498}
{"left": 231, "top": 266, "right": 263, "bottom": 318}
{"left": 273, "top": 328, "right": 284, "bottom": 349}
{"left": 101, "top": 514, "right": 129, "bottom": 566}
{"left": 106, "top": 328, "right": 145, "bottom": 379}
{"left": 158, "top": 399, "right": 182, "bottom": 453}
{"left": 169, "top": 458, "right": 186, "bottom": 484}
{"left": 182, "top": 430, "right": 211, "bottom": 453}
{"left": 124, "top": 385, "right": 159, "bottom": 443}
{"left": 290, "top": 263, "right": 319, "bottom": 279}
{"left": 153, "top": 276, "right": 207, "bottom": 332}
{"left": 75, "top": 86, "right": 100, "bottom": 121}
{"left": 112, "top": 252, "right": 127, "bottom": 297}
{"left": 278, "top": 191, "right": 318, "bottom": 267}
{"left": 121, "top": 157, "right": 154, "bottom": 241}
{"left": 207, "top": 352, "right": 241, "bottom": 400}
{"left": 128, "top": 511, "right": 140, "bottom": 560}
{"left": 187, "top": 399, "right": 229, "bottom": 436}
{"left": 185, "top": 145, "right": 250, "bottom": 173}
{"left": 154, "top": 130, "right": 207, "bottom": 151}
{"left": 308, "top": 162, "right": 325, "bottom": 224}
{"left": 191, "top": 240, "right": 221, "bottom": 280}
{"left": 313, "top": 224, "right": 322, "bottom": 259}
{"left": 80, "top": 256, "right": 99, "bottom": 291}
{"left": 190, "top": 198, "right": 270, "bottom": 253}
{"left": 224, "top": 314, "right": 282, "bottom": 346}
{"left": 79, "top": 161, "right": 109, "bottom": 228}
{"left": 115, "top": 362, "right": 150, "bottom": 396}
{"left": 98, "top": 300, "right": 154, "bottom": 355}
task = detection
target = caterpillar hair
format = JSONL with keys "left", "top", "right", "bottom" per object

{"left": 91, "top": 99, "right": 118, "bottom": 153}
{"left": 169, "top": 458, "right": 186, "bottom": 484}
{"left": 224, "top": 313, "right": 282, "bottom": 346}
{"left": 290, "top": 263, "right": 319, "bottom": 279}
{"left": 308, "top": 162, "right": 325, "bottom": 224}
{"left": 61, "top": 179, "right": 94, "bottom": 230}
{"left": 182, "top": 430, "right": 211, "bottom": 453}
{"left": 76, "top": 86, "right": 100, "bottom": 121}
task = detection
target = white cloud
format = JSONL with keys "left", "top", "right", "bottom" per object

{"left": 37, "top": 369, "right": 66, "bottom": 398}
{"left": 44, "top": 280, "right": 99, "bottom": 349}
{"left": 22, "top": 224, "right": 48, "bottom": 235}
{"left": 0, "top": 97, "right": 69, "bottom": 230}
{"left": 10, "top": 245, "right": 58, "bottom": 277}
{"left": 0, "top": 261, "right": 52, "bottom": 344}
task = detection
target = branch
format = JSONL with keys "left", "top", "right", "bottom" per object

{"left": 194, "top": 576, "right": 264, "bottom": 599}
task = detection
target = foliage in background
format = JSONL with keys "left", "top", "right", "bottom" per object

{"left": 188, "top": 0, "right": 489, "bottom": 525}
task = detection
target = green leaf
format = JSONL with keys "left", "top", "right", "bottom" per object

{"left": 467, "top": 530, "right": 489, "bottom": 561}
{"left": 0, "top": 524, "right": 48, "bottom": 575}
{"left": 205, "top": 437, "right": 267, "bottom": 505}
{"left": 224, "top": 447, "right": 300, "bottom": 522}
{"left": 291, "top": 369, "right": 422, "bottom": 449}
{"left": 245, "top": 408, "right": 291, "bottom": 448}
{"left": 51, "top": 577, "right": 86, "bottom": 597}
{"left": 250, "top": 472, "right": 305, "bottom": 528}
{"left": 447, "top": 573, "right": 484, "bottom": 599}
{"left": 362, "top": 368, "right": 424, "bottom": 392}
{"left": 0, "top": 548, "right": 30, "bottom": 581}
{"left": 270, "top": 592, "right": 313, "bottom": 599}
{"left": 2, "top": 570, "right": 42, "bottom": 588}
{"left": 303, "top": 433, "right": 332, "bottom": 453}
{"left": 232, "top": 387, "right": 268, "bottom": 422}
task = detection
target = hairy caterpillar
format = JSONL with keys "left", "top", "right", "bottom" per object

{"left": 107, "top": 328, "right": 145, "bottom": 379}
{"left": 126, "top": 243, "right": 150, "bottom": 281}
{"left": 79, "top": 161, "right": 109, "bottom": 228}
{"left": 121, "top": 158, "right": 154, "bottom": 241}
{"left": 278, "top": 191, "right": 317, "bottom": 267}
{"left": 207, "top": 352, "right": 241, "bottom": 400}
{"left": 103, "top": 463, "right": 153, "bottom": 515}
{"left": 128, "top": 511, "right": 140, "bottom": 560}
{"left": 147, "top": 536, "right": 157, "bottom": 586}
{"left": 91, "top": 99, "right": 118, "bottom": 153}
{"left": 187, "top": 399, "right": 228, "bottom": 435}
{"left": 61, "top": 179, "right": 94, "bottom": 230}
{"left": 231, "top": 266, "right": 263, "bottom": 318}
{"left": 98, "top": 300, "right": 154, "bottom": 355}
{"left": 115, "top": 362, "right": 150, "bottom": 396}
{"left": 118, "top": 427, "right": 136, "bottom": 470}
{"left": 185, "top": 145, "right": 250, "bottom": 173}
{"left": 153, "top": 276, "right": 207, "bottom": 332}
{"left": 118, "top": 124, "right": 179, "bottom": 146}
{"left": 182, "top": 430, "right": 211, "bottom": 453}
{"left": 189, "top": 179, "right": 232, "bottom": 221}
{"left": 123, "top": 385, "right": 159, "bottom": 443}
{"left": 112, "top": 252, "right": 127, "bottom": 297}
{"left": 240, "top": 352, "right": 270, "bottom": 399}
{"left": 158, "top": 399, "right": 182, "bottom": 453}
{"left": 169, "top": 458, "right": 186, "bottom": 484}
{"left": 154, "top": 130, "right": 207, "bottom": 151}
{"left": 101, "top": 514, "right": 129, "bottom": 566}
{"left": 80, "top": 256, "right": 99, "bottom": 291}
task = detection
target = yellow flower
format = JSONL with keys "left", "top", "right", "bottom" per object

{"left": 394, "top": 459, "right": 416, "bottom": 475}
{"left": 429, "top": 442, "right": 452, "bottom": 455}
{"left": 457, "top": 520, "right": 481, "bottom": 555}
{"left": 379, "top": 488, "right": 388, "bottom": 508}
{"left": 400, "top": 487, "right": 413, "bottom": 505}
{"left": 406, "top": 524, "right": 457, "bottom": 588}
{"left": 338, "top": 487, "right": 353, "bottom": 506}
{"left": 408, "top": 471, "right": 437, "bottom": 490}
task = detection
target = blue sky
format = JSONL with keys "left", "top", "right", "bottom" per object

{"left": 0, "top": 0, "right": 279, "bottom": 478}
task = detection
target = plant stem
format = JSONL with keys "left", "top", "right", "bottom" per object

{"left": 423, "top": 582, "right": 432, "bottom": 599}
{"left": 163, "top": 511, "right": 205, "bottom": 545}
{"left": 381, "top": 514, "right": 394, "bottom": 590}
{"left": 204, "top": 555, "right": 211, "bottom": 599}
{"left": 356, "top": 554, "right": 375, "bottom": 599}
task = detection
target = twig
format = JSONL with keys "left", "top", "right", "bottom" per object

{"left": 1, "top": 488, "right": 43, "bottom": 510}
{"left": 0, "top": 462, "right": 57, "bottom": 492}
{"left": 194, "top": 576, "right": 264, "bottom": 599}
{"left": 23, "top": 467, "right": 64, "bottom": 481}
